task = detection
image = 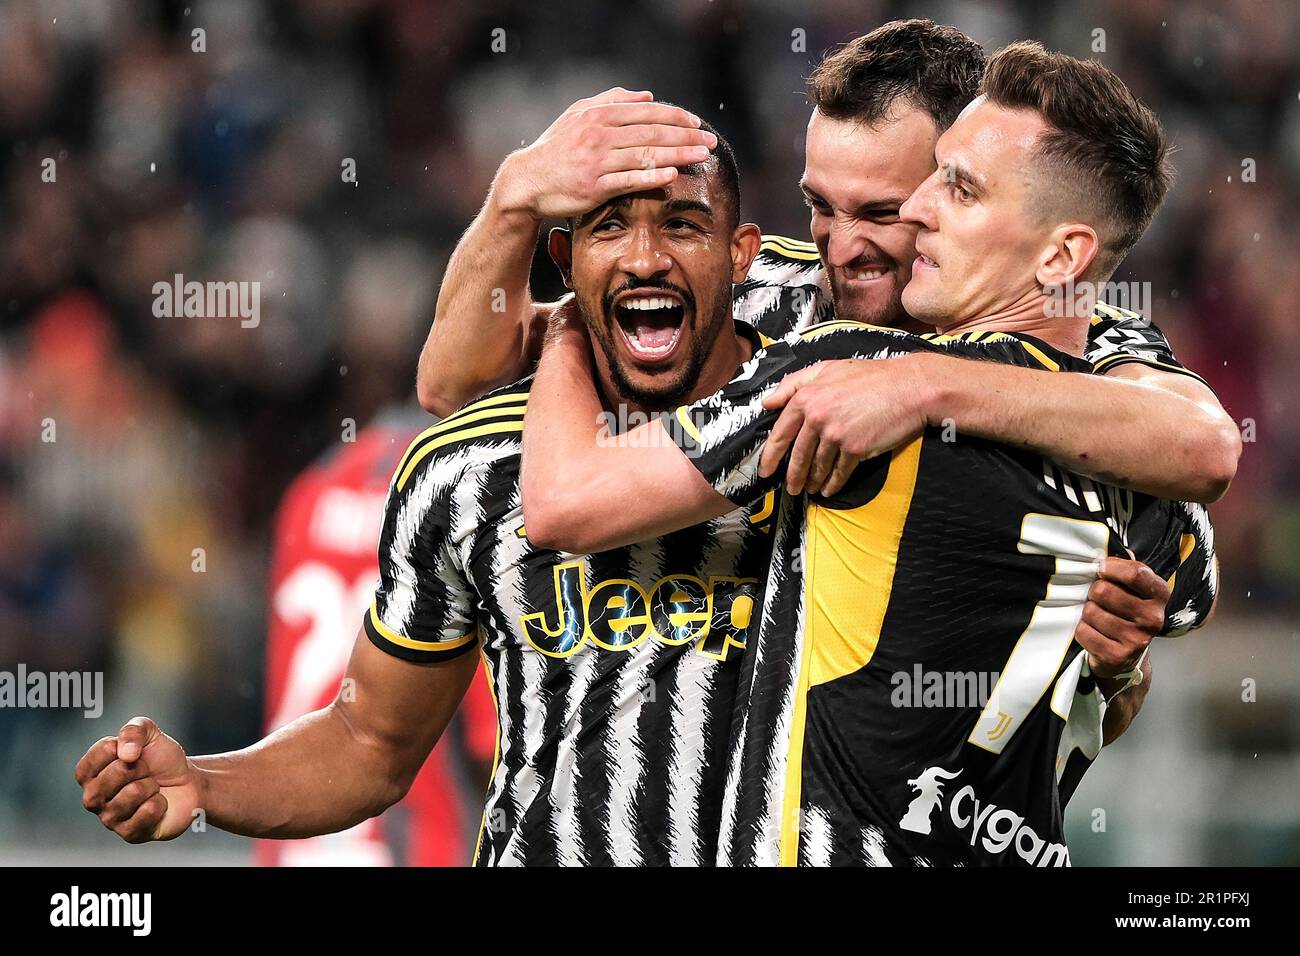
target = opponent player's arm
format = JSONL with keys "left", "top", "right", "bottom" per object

{"left": 76, "top": 632, "right": 477, "bottom": 843}
{"left": 521, "top": 314, "right": 735, "bottom": 554}
{"left": 416, "top": 90, "right": 715, "bottom": 416}
{"left": 760, "top": 352, "right": 1240, "bottom": 504}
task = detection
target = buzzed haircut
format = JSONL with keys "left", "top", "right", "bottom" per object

{"left": 981, "top": 40, "right": 1174, "bottom": 278}
{"left": 678, "top": 116, "right": 740, "bottom": 228}
{"left": 808, "top": 18, "right": 986, "bottom": 133}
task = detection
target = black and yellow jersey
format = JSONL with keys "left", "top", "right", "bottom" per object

{"left": 737, "top": 236, "right": 1209, "bottom": 387}
{"left": 364, "top": 324, "right": 778, "bottom": 866}
{"left": 671, "top": 322, "right": 1218, "bottom": 867}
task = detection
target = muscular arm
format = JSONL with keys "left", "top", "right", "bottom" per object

{"left": 763, "top": 353, "right": 1241, "bottom": 503}
{"left": 194, "top": 633, "right": 476, "bottom": 838}
{"left": 416, "top": 187, "right": 553, "bottom": 416}
{"left": 521, "top": 316, "right": 731, "bottom": 554}
{"left": 77, "top": 631, "right": 477, "bottom": 843}
{"left": 920, "top": 356, "right": 1240, "bottom": 502}
{"left": 417, "top": 89, "right": 714, "bottom": 416}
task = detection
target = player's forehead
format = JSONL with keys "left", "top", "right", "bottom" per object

{"left": 581, "top": 163, "right": 720, "bottom": 226}
{"left": 803, "top": 106, "right": 938, "bottom": 205}
{"left": 936, "top": 97, "right": 1048, "bottom": 189}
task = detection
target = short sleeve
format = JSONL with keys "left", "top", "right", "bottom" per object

{"left": 1123, "top": 493, "right": 1219, "bottom": 638}
{"left": 672, "top": 323, "right": 1091, "bottom": 506}
{"left": 364, "top": 436, "right": 480, "bottom": 664}
{"left": 1159, "top": 501, "right": 1218, "bottom": 637}
{"left": 671, "top": 323, "right": 939, "bottom": 505}
{"left": 1084, "top": 303, "right": 1210, "bottom": 388}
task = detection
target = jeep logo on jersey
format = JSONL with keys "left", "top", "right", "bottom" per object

{"left": 521, "top": 559, "right": 756, "bottom": 661}
{"left": 898, "top": 766, "right": 1070, "bottom": 867}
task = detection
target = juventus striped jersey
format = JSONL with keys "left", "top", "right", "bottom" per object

{"left": 738, "top": 236, "right": 1209, "bottom": 387}
{"left": 671, "top": 322, "right": 1217, "bottom": 867}
{"left": 364, "top": 335, "right": 779, "bottom": 866}
{"left": 364, "top": 235, "right": 1203, "bottom": 866}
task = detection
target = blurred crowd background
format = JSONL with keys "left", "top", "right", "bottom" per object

{"left": 0, "top": 0, "right": 1296, "bottom": 865}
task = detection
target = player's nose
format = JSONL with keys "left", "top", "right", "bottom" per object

{"left": 825, "top": 219, "right": 869, "bottom": 269}
{"left": 900, "top": 174, "right": 938, "bottom": 230}
{"left": 618, "top": 229, "right": 673, "bottom": 278}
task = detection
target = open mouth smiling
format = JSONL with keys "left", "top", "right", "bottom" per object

{"left": 610, "top": 289, "right": 690, "bottom": 364}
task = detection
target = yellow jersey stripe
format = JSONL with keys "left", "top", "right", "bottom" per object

{"left": 445, "top": 390, "right": 531, "bottom": 422}
{"left": 760, "top": 234, "right": 820, "bottom": 261}
{"left": 675, "top": 406, "right": 702, "bottom": 443}
{"left": 395, "top": 394, "right": 528, "bottom": 479}
{"left": 798, "top": 319, "right": 880, "bottom": 340}
{"left": 761, "top": 233, "right": 818, "bottom": 252}
{"left": 368, "top": 602, "right": 478, "bottom": 654}
{"left": 748, "top": 490, "right": 776, "bottom": 524}
{"left": 760, "top": 243, "right": 820, "bottom": 262}
{"left": 779, "top": 439, "right": 924, "bottom": 865}
{"left": 1017, "top": 341, "right": 1060, "bottom": 371}
{"left": 1167, "top": 532, "right": 1198, "bottom": 592}
{"left": 397, "top": 420, "right": 525, "bottom": 490}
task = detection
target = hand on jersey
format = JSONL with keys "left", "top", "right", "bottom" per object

{"left": 759, "top": 356, "right": 933, "bottom": 497}
{"left": 1075, "top": 556, "right": 1170, "bottom": 678}
{"left": 76, "top": 716, "right": 203, "bottom": 843}
{"left": 494, "top": 87, "right": 716, "bottom": 221}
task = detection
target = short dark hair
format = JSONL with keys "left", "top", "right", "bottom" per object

{"left": 981, "top": 41, "right": 1174, "bottom": 277}
{"left": 679, "top": 116, "right": 740, "bottom": 228}
{"left": 568, "top": 114, "right": 740, "bottom": 231}
{"left": 808, "top": 19, "right": 986, "bottom": 132}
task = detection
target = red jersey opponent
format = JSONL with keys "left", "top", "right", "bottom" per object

{"left": 257, "top": 406, "right": 497, "bottom": 866}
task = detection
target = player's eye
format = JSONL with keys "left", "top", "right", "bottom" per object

{"left": 949, "top": 182, "right": 975, "bottom": 204}
{"left": 804, "top": 196, "right": 831, "bottom": 215}
{"left": 591, "top": 218, "right": 624, "bottom": 234}
{"left": 665, "top": 218, "right": 700, "bottom": 232}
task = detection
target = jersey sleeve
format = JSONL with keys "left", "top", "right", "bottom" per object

{"left": 1123, "top": 493, "right": 1219, "bottom": 637}
{"left": 672, "top": 323, "right": 1090, "bottom": 505}
{"left": 364, "top": 433, "right": 480, "bottom": 664}
{"left": 1084, "top": 303, "right": 1210, "bottom": 387}
{"left": 669, "top": 326, "right": 901, "bottom": 505}
{"left": 1158, "top": 501, "right": 1218, "bottom": 637}
{"left": 731, "top": 235, "right": 833, "bottom": 339}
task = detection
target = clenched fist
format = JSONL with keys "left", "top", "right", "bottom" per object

{"left": 75, "top": 716, "right": 204, "bottom": 844}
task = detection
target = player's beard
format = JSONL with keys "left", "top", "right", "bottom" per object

{"left": 581, "top": 283, "right": 725, "bottom": 412}
{"left": 825, "top": 265, "right": 920, "bottom": 331}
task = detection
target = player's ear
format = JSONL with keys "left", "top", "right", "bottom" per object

{"left": 1036, "top": 221, "right": 1099, "bottom": 290}
{"left": 730, "top": 222, "right": 762, "bottom": 283}
{"left": 548, "top": 227, "right": 574, "bottom": 289}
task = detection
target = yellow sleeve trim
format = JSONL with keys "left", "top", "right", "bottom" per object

{"left": 368, "top": 602, "right": 478, "bottom": 654}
